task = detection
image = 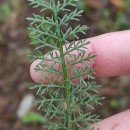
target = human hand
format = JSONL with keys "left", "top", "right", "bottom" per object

{"left": 30, "top": 30, "right": 130, "bottom": 130}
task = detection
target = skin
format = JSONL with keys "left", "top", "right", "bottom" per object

{"left": 30, "top": 30, "right": 130, "bottom": 130}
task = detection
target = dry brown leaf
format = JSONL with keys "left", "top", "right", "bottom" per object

{"left": 86, "top": 0, "right": 104, "bottom": 9}
{"left": 110, "top": 0, "right": 125, "bottom": 10}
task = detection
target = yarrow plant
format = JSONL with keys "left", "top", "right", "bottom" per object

{"left": 27, "top": 0, "right": 103, "bottom": 129}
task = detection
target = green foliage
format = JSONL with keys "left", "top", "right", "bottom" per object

{"left": 22, "top": 112, "right": 46, "bottom": 124}
{"left": 0, "top": 4, "right": 11, "bottom": 16}
{"left": 27, "top": 0, "right": 103, "bottom": 129}
{"left": 109, "top": 99, "right": 119, "bottom": 109}
{"left": 114, "top": 12, "right": 130, "bottom": 30}
{"left": 0, "top": 3, "right": 11, "bottom": 23}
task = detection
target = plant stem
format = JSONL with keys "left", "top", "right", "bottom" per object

{"left": 52, "top": 1, "right": 71, "bottom": 129}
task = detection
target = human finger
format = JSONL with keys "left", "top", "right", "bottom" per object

{"left": 93, "top": 109, "right": 130, "bottom": 130}
{"left": 91, "top": 30, "right": 130, "bottom": 77}
{"left": 30, "top": 30, "right": 130, "bottom": 83}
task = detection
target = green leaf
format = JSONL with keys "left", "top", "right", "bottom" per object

{"left": 22, "top": 112, "right": 46, "bottom": 123}
{"left": 0, "top": 4, "right": 11, "bottom": 16}
{"left": 27, "top": 0, "right": 102, "bottom": 129}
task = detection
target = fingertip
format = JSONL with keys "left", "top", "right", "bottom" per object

{"left": 30, "top": 59, "right": 42, "bottom": 83}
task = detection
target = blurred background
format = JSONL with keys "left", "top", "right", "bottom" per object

{"left": 0, "top": 0, "right": 130, "bottom": 130}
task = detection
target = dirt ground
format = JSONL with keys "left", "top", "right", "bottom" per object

{"left": 0, "top": 0, "right": 130, "bottom": 130}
